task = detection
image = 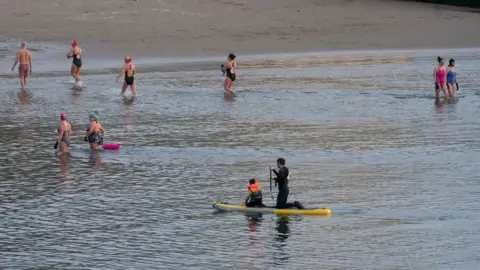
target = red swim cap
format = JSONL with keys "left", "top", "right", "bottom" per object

{"left": 71, "top": 40, "right": 78, "bottom": 46}
{"left": 125, "top": 56, "right": 132, "bottom": 63}
{"left": 60, "top": 113, "right": 67, "bottom": 120}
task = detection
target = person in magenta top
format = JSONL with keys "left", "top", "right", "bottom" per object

{"left": 433, "top": 56, "right": 448, "bottom": 100}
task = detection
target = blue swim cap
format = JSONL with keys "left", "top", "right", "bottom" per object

{"left": 89, "top": 111, "right": 99, "bottom": 120}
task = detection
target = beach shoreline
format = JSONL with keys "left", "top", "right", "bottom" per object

{"left": 1, "top": 0, "right": 480, "bottom": 60}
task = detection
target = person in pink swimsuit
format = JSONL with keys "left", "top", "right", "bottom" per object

{"left": 433, "top": 56, "right": 448, "bottom": 100}
{"left": 11, "top": 41, "right": 32, "bottom": 90}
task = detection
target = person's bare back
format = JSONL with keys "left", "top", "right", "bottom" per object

{"left": 18, "top": 48, "right": 31, "bottom": 65}
{"left": 12, "top": 41, "right": 32, "bottom": 89}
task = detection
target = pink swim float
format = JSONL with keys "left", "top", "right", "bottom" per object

{"left": 102, "top": 144, "right": 120, "bottom": 150}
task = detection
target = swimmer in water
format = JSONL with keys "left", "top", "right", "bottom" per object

{"left": 221, "top": 53, "right": 237, "bottom": 92}
{"left": 433, "top": 56, "right": 448, "bottom": 100}
{"left": 116, "top": 56, "right": 137, "bottom": 96}
{"left": 85, "top": 111, "right": 106, "bottom": 150}
{"left": 446, "top": 59, "right": 457, "bottom": 98}
{"left": 55, "top": 113, "right": 72, "bottom": 153}
{"left": 66, "top": 40, "right": 82, "bottom": 84}
{"left": 11, "top": 41, "right": 32, "bottom": 90}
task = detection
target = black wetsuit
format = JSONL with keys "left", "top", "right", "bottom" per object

{"left": 273, "top": 167, "right": 294, "bottom": 209}
{"left": 72, "top": 53, "right": 82, "bottom": 68}
{"left": 226, "top": 62, "right": 236, "bottom": 82}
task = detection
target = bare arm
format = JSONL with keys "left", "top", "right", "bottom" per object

{"left": 245, "top": 192, "right": 252, "bottom": 204}
{"left": 66, "top": 48, "right": 73, "bottom": 59}
{"left": 56, "top": 125, "right": 64, "bottom": 142}
{"left": 116, "top": 66, "right": 125, "bottom": 82}
{"left": 86, "top": 122, "right": 94, "bottom": 137}
{"left": 29, "top": 52, "right": 32, "bottom": 74}
{"left": 433, "top": 67, "right": 438, "bottom": 83}
{"left": 12, "top": 52, "right": 19, "bottom": 71}
{"left": 100, "top": 125, "right": 106, "bottom": 137}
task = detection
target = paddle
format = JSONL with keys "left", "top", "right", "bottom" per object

{"left": 269, "top": 166, "right": 275, "bottom": 201}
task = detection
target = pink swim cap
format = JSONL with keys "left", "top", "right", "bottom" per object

{"left": 60, "top": 113, "right": 67, "bottom": 120}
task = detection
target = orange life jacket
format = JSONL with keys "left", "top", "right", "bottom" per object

{"left": 248, "top": 183, "right": 261, "bottom": 192}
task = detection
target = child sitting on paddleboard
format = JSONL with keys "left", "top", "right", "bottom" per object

{"left": 245, "top": 178, "right": 265, "bottom": 207}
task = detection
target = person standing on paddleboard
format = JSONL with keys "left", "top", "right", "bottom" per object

{"left": 54, "top": 113, "right": 71, "bottom": 153}
{"left": 66, "top": 40, "right": 82, "bottom": 85}
{"left": 85, "top": 111, "right": 105, "bottom": 150}
{"left": 116, "top": 56, "right": 137, "bottom": 96}
{"left": 221, "top": 53, "right": 237, "bottom": 93}
{"left": 245, "top": 178, "right": 265, "bottom": 207}
{"left": 11, "top": 41, "right": 32, "bottom": 90}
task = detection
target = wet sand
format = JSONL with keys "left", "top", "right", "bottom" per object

{"left": 1, "top": 0, "right": 480, "bottom": 58}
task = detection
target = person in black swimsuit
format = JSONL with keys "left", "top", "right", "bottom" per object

{"left": 66, "top": 40, "right": 82, "bottom": 84}
{"left": 116, "top": 56, "right": 137, "bottom": 96}
{"left": 221, "top": 53, "right": 237, "bottom": 93}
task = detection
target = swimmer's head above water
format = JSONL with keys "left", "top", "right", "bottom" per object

{"left": 71, "top": 40, "right": 78, "bottom": 47}
{"left": 89, "top": 111, "right": 99, "bottom": 121}
{"left": 228, "top": 53, "right": 236, "bottom": 61}
{"left": 60, "top": 113, "right": 67, "bottom": 121}
{"left": 437, "top": 56, "right": 444, "bottom": 66}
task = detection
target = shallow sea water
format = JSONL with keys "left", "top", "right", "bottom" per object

{"left": 1, "top": 43, "right": 480, "bottom": 269}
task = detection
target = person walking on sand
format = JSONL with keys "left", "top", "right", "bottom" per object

{"left": 66, "top": 40, "right": 82, "bottom": 85}
{"left": 11, "top": 41, "right": 32, "bottom": 90}
{"left": 116, "top": 56, "right": 137, "bottom": 96}
{"left": 433, "top": 56, "right": 448, "bottom": 100}
{"left": 221, "top": 53, "right": 237, "bottom": 93}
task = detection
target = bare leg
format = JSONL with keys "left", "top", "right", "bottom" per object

{"left": 224, "top": 77, "right": 231, "bottom": 91}
{"left": 448, "top": 83, "right": 456, "bottom": 98}
{"left": 130, "top": 82, "right": 137, "bottom": 96}
{"left": 75, "top": 67, "right": 82, "bottom": 82}
{"left": 22, "top": 69, "right": 28, "bottom": 89}
{"left": 20, "top": 74, "right": 26, "bottom": 89}
{"left": 440, "top": 84, "right": 448, "bottom": 98}
{"left": 121, "top": 82, "right": 128, "bottom": 94}
{"left": 59, "top": 142, "right": 69, "bottom": 153}
{"left": 71, "top": 65, "right": 78, "bottom": 82}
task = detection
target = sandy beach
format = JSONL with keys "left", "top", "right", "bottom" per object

{"left": 1, "top": 0, "right": 480, "bottom": 59}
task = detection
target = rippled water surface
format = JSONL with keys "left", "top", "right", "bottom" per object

{"left": 1, "top": 45, "right": 480, "bottom": 269}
